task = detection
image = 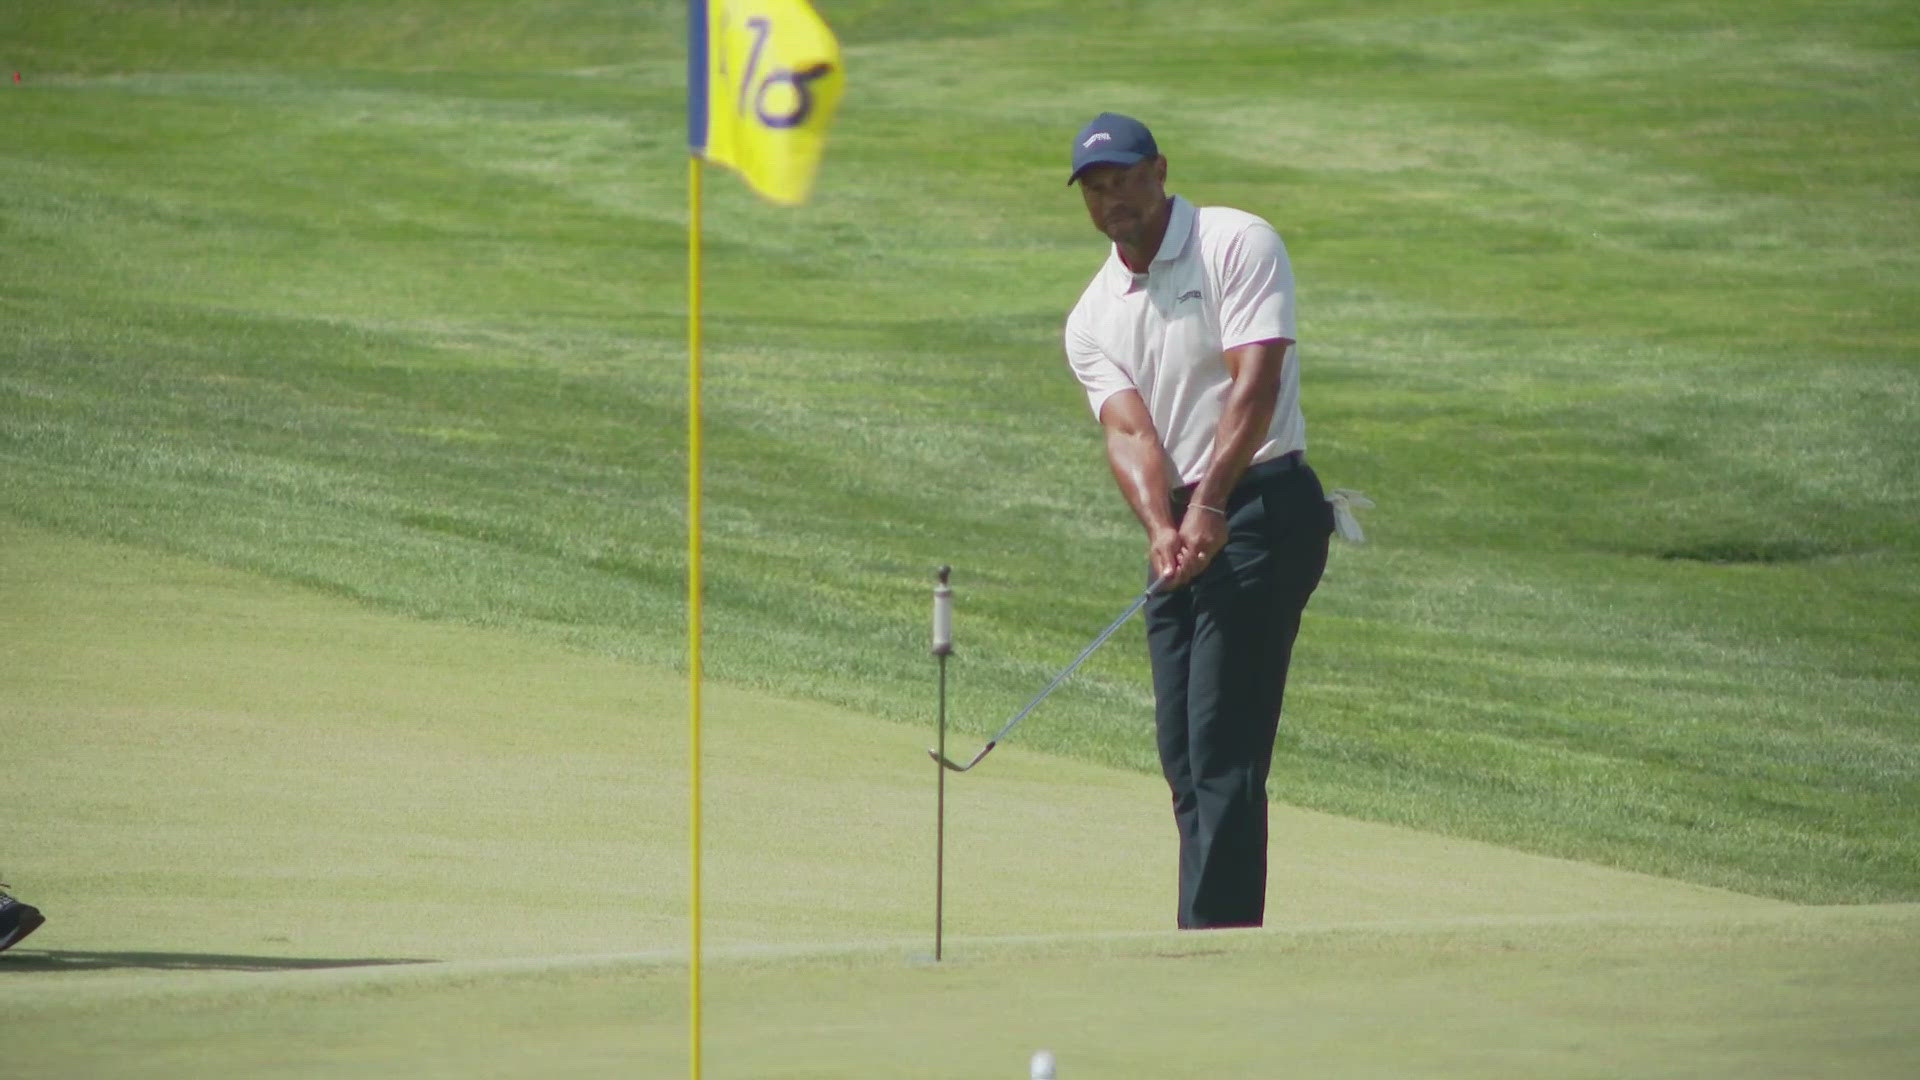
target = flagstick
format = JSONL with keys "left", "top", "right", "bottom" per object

{"left": 686, "top": 152, "right": 706, "bottom": 1080}
{"left": 685, "top": 3, "right": 840, "bottom": 1069}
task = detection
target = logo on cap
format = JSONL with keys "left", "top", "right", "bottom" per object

{"left": 1068, "top": 112, "right": 1159, "bottom": 184}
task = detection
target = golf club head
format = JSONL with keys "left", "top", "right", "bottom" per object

{"left": 927, "top": 741, "right": 995, "bottom": 773}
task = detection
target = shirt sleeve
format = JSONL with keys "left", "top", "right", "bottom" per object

{"left": 1215, "top": 221, "right": 1294, "bottom": 351}
{"left": 1064, "top": 306, "right": 1134, "bottom": 421}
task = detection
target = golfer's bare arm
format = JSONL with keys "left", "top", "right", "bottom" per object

{"left": 1186, "top": 337, "right": 1291, "bottom": 514}
{"left": 1098, "top": 390, "right": 1182, "bottom": 581}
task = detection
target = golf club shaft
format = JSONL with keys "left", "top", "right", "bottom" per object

{"left": 928, "top": 573, "right": 1168, "bottom": 772}
{"left": 978, "top": 576, "right": 1163, "bottom": 747}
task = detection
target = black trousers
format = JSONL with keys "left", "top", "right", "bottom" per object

{"left": 1146, "top": 454, "right": 1332, "bottom": 929}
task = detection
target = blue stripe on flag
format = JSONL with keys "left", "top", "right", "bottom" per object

{"left": 687, "top": 0, "right": 709, "bottom": 153}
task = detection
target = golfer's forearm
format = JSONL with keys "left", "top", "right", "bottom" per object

{"left": 1190, "top": 341, "right": 1286, "bottom": 510}
{"left": 1105, "top": 427, "right": 1175, "bottom": 533}
{"left": 1189, "top": 390, "right": 1275, "bottom": 511}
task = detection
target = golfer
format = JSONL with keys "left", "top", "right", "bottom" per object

{"left": 1063, "top": 113, "right": 1333, "bottom": 929}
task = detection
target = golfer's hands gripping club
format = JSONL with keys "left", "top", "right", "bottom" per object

{"left": 1152, "top": 505, "right": 1226, "bottom": 590}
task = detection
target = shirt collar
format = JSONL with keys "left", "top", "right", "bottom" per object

{"left": 1104, "top": 194, "right": 1195, "bottom": 296}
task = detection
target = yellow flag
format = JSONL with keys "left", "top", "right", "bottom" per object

{"left": 689, "top": 0, "right": 844, "bottom": 206}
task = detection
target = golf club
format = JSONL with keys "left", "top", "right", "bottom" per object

{"left": 928, "top": 572, "right": 1170, "bottom": 773}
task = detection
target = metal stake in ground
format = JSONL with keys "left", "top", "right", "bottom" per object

{"left": 930, "top": 565, "right": 953, "bottom": 961}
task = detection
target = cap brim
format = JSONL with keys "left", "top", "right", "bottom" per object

{"left": 1067, "top": 151, "right": 1147, "bottom": 185}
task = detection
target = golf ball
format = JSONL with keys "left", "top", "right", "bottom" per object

{"left": 1030, "top": 1049, "right": 1056, "bottom": 1079}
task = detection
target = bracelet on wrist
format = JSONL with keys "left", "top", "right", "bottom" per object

{"left": 1196, "top": 503, "right": 1227, "bottom": 517}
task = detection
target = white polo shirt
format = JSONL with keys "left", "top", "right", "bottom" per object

{"left": 1065, "top": 194, "right": 1304, "bottom": 488}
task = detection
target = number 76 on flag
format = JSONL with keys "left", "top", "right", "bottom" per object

{"left": 688, "top": 0, "right": 846, "bottom": 206}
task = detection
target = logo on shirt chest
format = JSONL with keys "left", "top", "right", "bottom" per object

{"left": 1177, "top": 289, "right": 1203, "bottom": 303}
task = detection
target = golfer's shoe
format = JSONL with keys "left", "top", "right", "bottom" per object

{"left": 0, "top": 885, "right": 46, "bottom": 953}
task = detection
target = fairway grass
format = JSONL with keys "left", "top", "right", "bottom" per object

{"left": 2, "top": 521, "right": 1780, "bottom": 960}
{"left": 7, "top": 522, "right": 1918, "bottom": 1077}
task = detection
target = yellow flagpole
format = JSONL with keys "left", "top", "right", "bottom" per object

{"left": 686, "top": 151, "right": 705, "bottom": 1080}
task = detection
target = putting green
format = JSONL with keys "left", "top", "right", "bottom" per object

{"left": 5, "top": 521, "right": 1915, "bottom": 1077}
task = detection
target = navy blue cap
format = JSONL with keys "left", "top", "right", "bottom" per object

{"left": 1068, "top": 113, "right": 1159, "bottom": 184}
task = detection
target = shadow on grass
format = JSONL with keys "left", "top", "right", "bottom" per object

{"left": 1655, "top": 538, "right": 1851, "bottom": 564}
{"left": 0, "top": 950, "right": 433, "bottom": 973}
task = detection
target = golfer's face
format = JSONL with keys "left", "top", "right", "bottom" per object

{"left": 1078, "top": 157, "right": 1166, "bottom": 246}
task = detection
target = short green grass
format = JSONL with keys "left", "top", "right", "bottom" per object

{"left": 5, "top": 522, "right": 1916, "bottom": 1079}
{"left": 14, "top": 909, "right": 1920, "bottom": 1078}
{"left": 3, "top": 0, "right": 1916, "bottom": 905}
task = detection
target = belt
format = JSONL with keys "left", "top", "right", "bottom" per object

{"left": 1172, "top": 450, "right": 1305, "bottom": 508}
{"left": 1240, "top": 450, "right": 1306, "bottom": 483}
